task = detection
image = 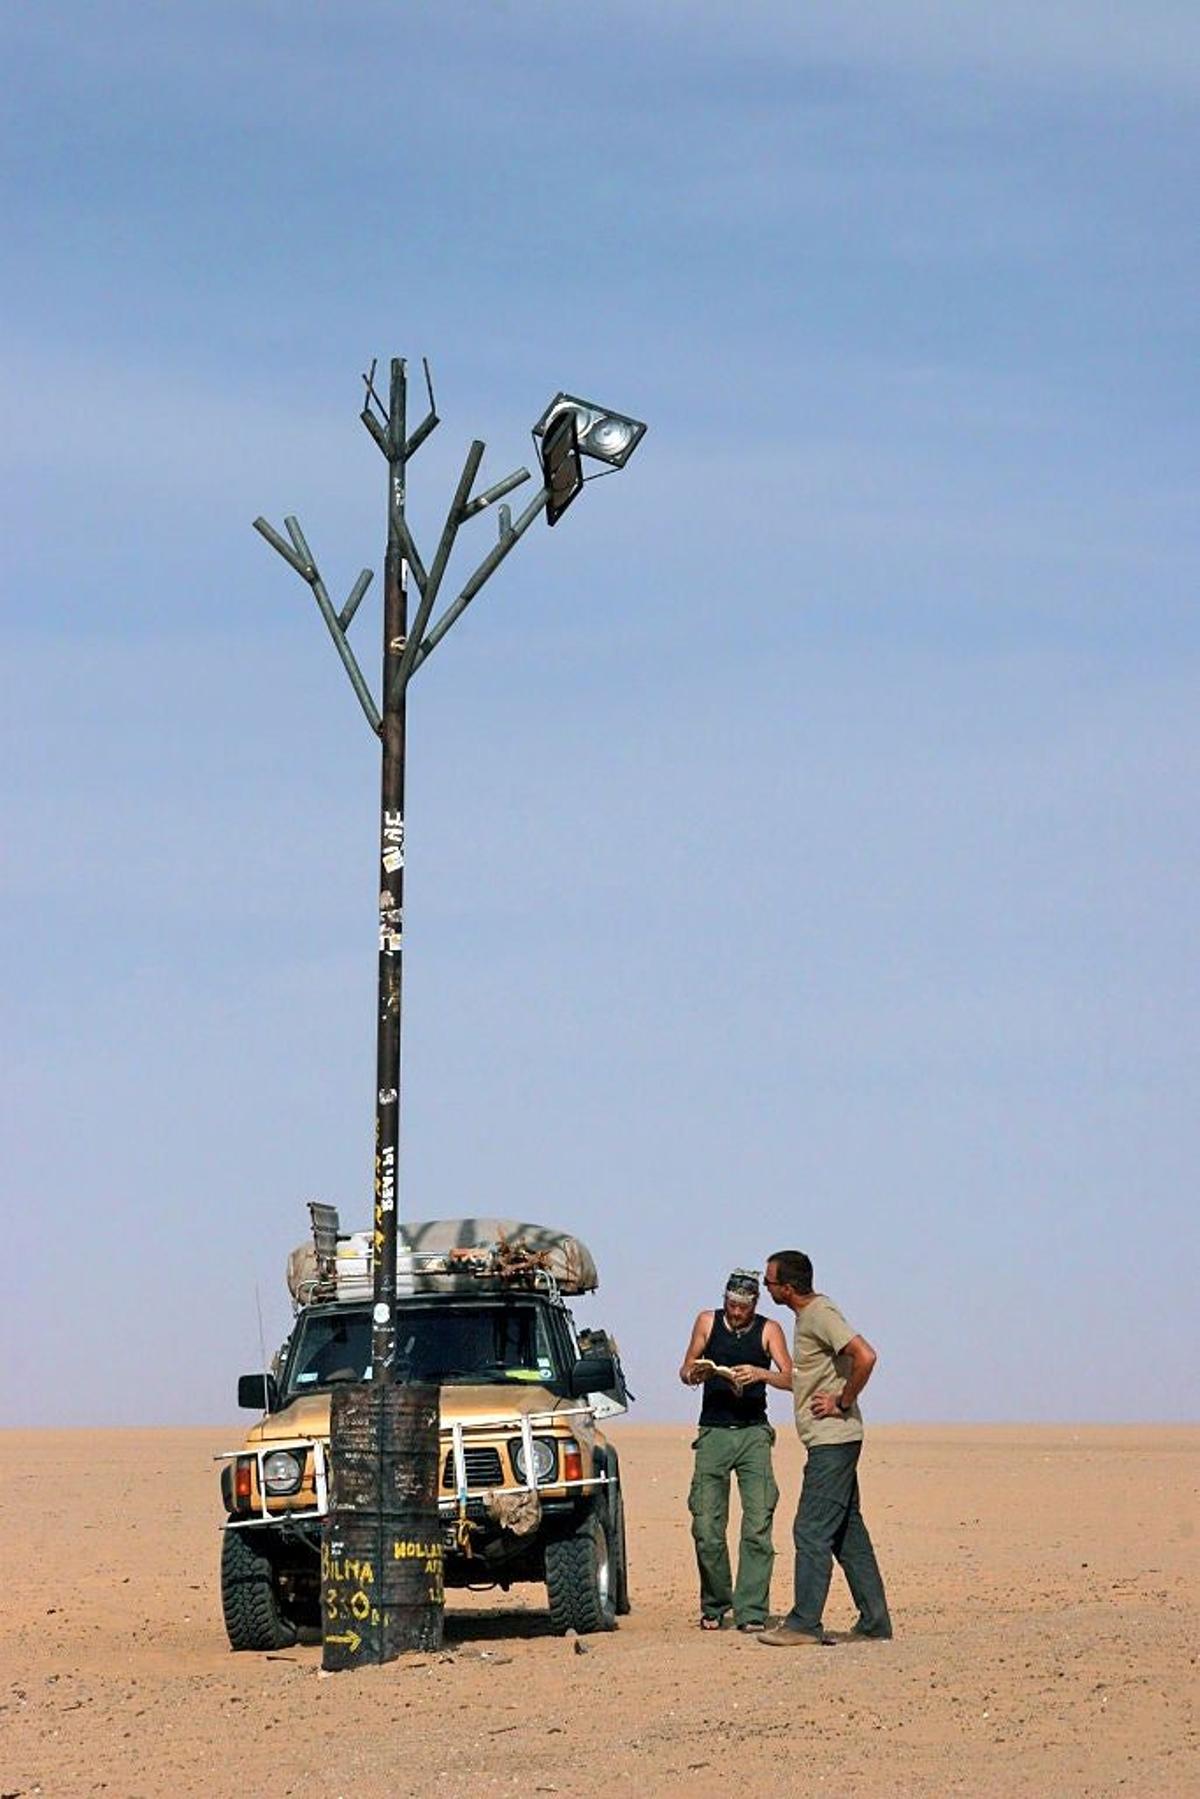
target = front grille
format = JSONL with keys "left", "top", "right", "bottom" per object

{"left": 442, "top": 1446, "right": 504, "bottom": 1489}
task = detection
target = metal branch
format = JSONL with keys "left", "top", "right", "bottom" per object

{"left": 252, "top": 513, "right": 381, "bottom": 734}
{"left": 390, "top": 440, "right": 485, "bottom": 701}
{"left": 360, "top": 405, "right": 391, "bottom": 456}
{"left": 404, "top": 358, "right": 440, "bottom": 458}
{"left": 407, "top": 485, "right": 549, "bottom": 676}
{"left": 282, "top": 515, "right": 315, "bottom": 570}
{"left": 461, "top": 466, "right": 530, "bottom": 519}
{"left": 338, "top": 568, "right": 373, "bottom": 631}
{"left": 253, "top": 515, "right": 312, "bottom": 579}
{"left": 361, "top": 358, "right": 390, "bottom": 427}
{"left": 405, "top": 411, "right": 439, "bottom": 458}
{"left": 391, "top": 509, "right": 428, "bottom": 597}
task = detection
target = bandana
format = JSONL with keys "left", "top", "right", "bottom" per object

{"left": 724, "top": 1269, "right": 760, "bottom": 1299}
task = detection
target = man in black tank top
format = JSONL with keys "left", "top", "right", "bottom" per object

{"left": 679, "top": 1270, "right": 793, "bottom": 1630}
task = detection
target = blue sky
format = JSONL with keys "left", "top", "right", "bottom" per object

{"left": 3, "top": 2, "right": 1197, "bottom": 1426}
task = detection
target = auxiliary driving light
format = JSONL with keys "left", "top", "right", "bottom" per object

{"left": 262, "top": 1449, "right": 304, "bottom": 1495}
{"left": 510, "top": 1436, "right": 558, "bottom": 1485}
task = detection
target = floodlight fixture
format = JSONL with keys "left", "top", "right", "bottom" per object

{"left": 532, "top": 392, "right": 647, "bottom": 471}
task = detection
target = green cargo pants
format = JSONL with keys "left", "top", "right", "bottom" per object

{"left": 688, "top": 1423, "right": 778, "bottom": 1627}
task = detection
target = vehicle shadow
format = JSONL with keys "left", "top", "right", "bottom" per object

{"left": 443, "top": 1608, "right": 557, "bottom": 1644}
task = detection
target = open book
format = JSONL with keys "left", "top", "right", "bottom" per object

{"left": 692, "top": 1357, "right": 745, "bottom": 1384}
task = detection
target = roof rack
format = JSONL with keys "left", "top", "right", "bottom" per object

{"left": 312, "top": 1245, "right": 562, "bottom": 1306}
{"left": 288, "top": 1205, "right": 594, "bottom": 1307}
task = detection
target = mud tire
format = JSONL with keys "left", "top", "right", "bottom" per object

{"left": 598, "top": 1446, "right": 631, "bottom": 1616}
{"left": 545, "top": 1515, "right": 617, "bottom": 1635}
{"left": 220, "top": 1528, "right": 298, "bottom": 1652}
{"left": 611, "top": 1484, "right": 631, "bottom": 1616}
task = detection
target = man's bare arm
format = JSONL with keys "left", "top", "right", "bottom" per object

{"left": 729, "top": 1318, "right": 793, "bottom": 1391}
{"left": 679, "top": 1311, "right": 716, "bottom": 1386}
{"left": 810, "top": 1334, "right": 877, "bottom": 1418}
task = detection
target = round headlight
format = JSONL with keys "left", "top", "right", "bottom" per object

{"left": 511, "top": 1437, "right": 557, "bottom": 1484}
{"left": 262, "top": 1449, "right": 304, "bottom": 1495}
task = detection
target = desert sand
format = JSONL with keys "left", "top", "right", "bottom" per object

{"left": 1, "top": 1425, "right": 1196, "bottom": 1797}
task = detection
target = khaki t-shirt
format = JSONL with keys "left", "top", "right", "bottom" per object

{"left": 791, "top": 1295, "right": 864, "bottom": 1448}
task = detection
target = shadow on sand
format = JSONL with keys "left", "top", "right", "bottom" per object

{"left": 443, "top": 1606, "right": 557, "bottom": 1644}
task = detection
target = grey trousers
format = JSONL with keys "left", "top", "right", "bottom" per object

{"left": 787, "top": 1439, "right": 892, "bottom": 1638}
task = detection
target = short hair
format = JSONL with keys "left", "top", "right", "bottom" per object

{"left": 768, "top": 1250, "right": 813, "bottom": 1295}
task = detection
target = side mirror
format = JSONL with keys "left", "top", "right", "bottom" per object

{"left": 237, "top": 1372, "right": 279, "bottom": 1412}
{"left": 569, "top": 1352, "right": 616, "bottom": 1397}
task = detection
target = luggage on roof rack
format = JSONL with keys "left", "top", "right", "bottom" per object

{"left": 286, "top": 1209, "right": 600, "bottom": 1304}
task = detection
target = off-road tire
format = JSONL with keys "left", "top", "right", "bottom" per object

{"left": 220, "top": 1528, "right": 298, "bottom": 1652}
{"left": 545, "top": 1515, "right": 617, "bottom": 1635}
{"left": 610, "top": 1484, "right": 631, "bottom": 1615}
{"left": 598, "top": 1446, "right": 631, "bottom": 1616}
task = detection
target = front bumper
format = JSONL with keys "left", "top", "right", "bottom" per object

{"left": 218, "top": 1403, "right": 608, "bottom": 1530}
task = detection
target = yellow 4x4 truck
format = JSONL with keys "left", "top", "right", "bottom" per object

{"left": 219, "top": 1211, "right": 631, "bottom": 1650}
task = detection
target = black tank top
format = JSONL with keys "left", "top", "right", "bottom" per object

{"left": 698, "top": 1307, "right": 771, "bottom": 1427}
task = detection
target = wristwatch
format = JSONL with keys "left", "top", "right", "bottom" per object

{"left": 836, "top": 1393, "right": 852, "bottom": 1415}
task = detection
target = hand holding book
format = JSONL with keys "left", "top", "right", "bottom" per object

{"left": 692, "top": 1358, "right": 764, "bottom": 1390}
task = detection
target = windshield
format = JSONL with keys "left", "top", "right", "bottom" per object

{"left": 284, "top": 1300, "right": 560, "bottom": 1395}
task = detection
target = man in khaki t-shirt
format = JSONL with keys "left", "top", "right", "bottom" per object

{"left": 757, "top": 1251, "right": 892, "bottom": 1647}
{"left": 789, "top": 1291, "right": 866, "bottom": 1447}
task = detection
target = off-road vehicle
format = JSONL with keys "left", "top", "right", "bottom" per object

{"left": 218, "top": 1210, "right": 631, "bottom": 1650}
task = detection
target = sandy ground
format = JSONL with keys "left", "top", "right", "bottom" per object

{"left": 1, "top": 1424, "right": 1196, "bottom": 1798}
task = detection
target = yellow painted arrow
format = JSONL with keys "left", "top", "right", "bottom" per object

{"left": 324, "top": 1629, "right": 363, "bottom": 1653}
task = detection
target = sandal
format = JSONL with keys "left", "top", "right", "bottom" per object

{"left": 737, "top": 1621, "right": 766, "bottom": 1633}
{"left": 700, "top": 1615, "right": 726, "bottom": 1631}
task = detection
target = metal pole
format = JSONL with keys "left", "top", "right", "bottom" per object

{"left": 254, "top": 359, "right": 643, "bottom": 1406}
{"left": 372, "top": 357, "right": 407, "bottom": 1383}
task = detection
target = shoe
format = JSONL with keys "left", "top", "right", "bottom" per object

{"left": 756, "top": 1625, "right": 830, "bottom": 1648}
{"left": 846, "top": 1627, "right": 893, "bottom": 1642}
